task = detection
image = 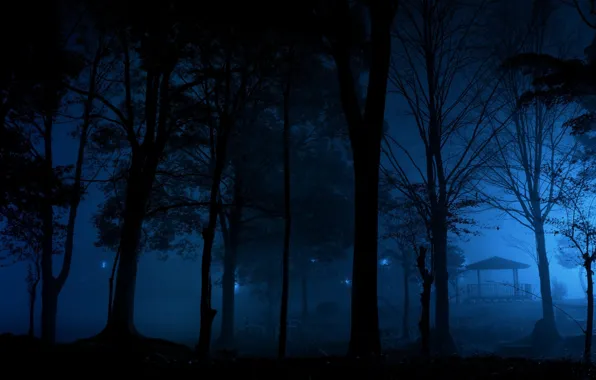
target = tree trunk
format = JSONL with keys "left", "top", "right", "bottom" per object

{"left": 39, "top": 115, "right": 87, "bottom": 345}
{"left": 107, "top": 248, "right": 120, "bottom": 323}
{"left": 432, "top": 216, "right": 454, "bottom": 353}
{"left": 278, "top": 78, "right": 292, "bottom": 359}
{"left": 534, "top": 220, "right": 559, "bottom": 338}
{"left": 417, "top": 246, "right": 433, "bottom": 357}
{"left": 196, "top": 210, "right": 219, "bottom": 357}
{"left": 28, "top": 278, "right": 38, "bottom": 338}
{"left": 402, "top": 261, "right": 410, "bottom": 340}
{"left": 219, "top": 167, "right": 243, "bottom": 347}
{"left": 330, "top": 3, "right": 395, "bottom": 356}
{"left": 40, "top": 281, "right": 57, "bottom": 346}
{"left": 584, "top": 257, "right": 593, "bottom": 364}
{"left": 347, "top": 133, "right": 382, "bottom": 357}
{"left": 35, "top": 6, "right": 98, "bottom": 348}
{"left": 197, "top": 271, "right": 217, "bottom": 358}
{"left": 196, "top": 121, "right": 230, "bottom": 358}
{"left": 108, "top": 226, "right": 141, "bottom": 337}
{"left": 40, "top": 115, "right": 56, "bottom": 346}
{"left": 219, "top": 222, "right": 238, "bottom": 347}
{"left": 301, "top": 273, "right": 309, "bottom": 322}
{"left": 28, "top": 292, "right": 35, "bottom": 337}
{"left": 108, "top": 177, "right": 151, "bottom": 338}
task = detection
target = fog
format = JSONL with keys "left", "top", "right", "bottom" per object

{"left": 3, "top": 0, "right": 596, "bottom": 369}
{"left": 0, "top": 216, "right": 589, "bottom": 355}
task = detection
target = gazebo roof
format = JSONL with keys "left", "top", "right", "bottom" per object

{"left": 466, "top": 256, "right": 531, "bottom": 271}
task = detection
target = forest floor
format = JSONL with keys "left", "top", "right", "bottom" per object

{"left": 0, "top": 333, "right": 592, "bottom": 378}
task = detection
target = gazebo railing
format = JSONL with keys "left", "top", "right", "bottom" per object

{"left": 466, "top": 283, "right": 532, "bottom": 300}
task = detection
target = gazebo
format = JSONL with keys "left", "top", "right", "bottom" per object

{"left": 464, "top": 256, "right": 532, "bottom": 302}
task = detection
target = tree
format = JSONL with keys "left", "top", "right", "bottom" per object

{"left": 0, "top": 32, "right": 43, "bottom": 211}
{"left": 0, "top": 127, "right": 35, "bottom": 210}
{"left": 289, "top": 139, "right": 353, "bottom": 321}
{"left": 380, "top": 195, "right": 428, "bottom": 342}
{"left": 315, "top": 0, "right": 399, "bottom": 356}
{"left": 278, "top": 46, "right": 294, "bottom": 359}
{"left": 238, "top": 0, "right": 397, "bottom": 355}
{"left": 213, "top": 108, "right": 280, "bottom": 348}
{"left": 275, "top": 35, "right": 352, "bottom": 359}
{"left": 76, "top": 2, "right": 268, "bottom": 346}
{"left": 0, "top": 2, "right": 106, "bottom": 345}
{"left": 550, "top": 168, "right": 596, "bottom": 364}
{"left": 384, "top": 0, "right": 500, "bottom": 352}
{"left": 501, "top": 1, "right": 596, "bottom": 156}
{"left": 79, "top": 2, "right": 188, "bottom": 340}
{"left": 192, "top": 36, "right": 282, "bottom": 357}
{"left": 480, "top": 0, "right": 577, "bottom": 343}
{"left": 0, "top": 1, "right": 77, "bottom": 242}
{"left": 566, "top": 0, "right": 596, "bottom": 29}
{"left": 33, "top": 38, "right": 95, "bottom": 345}
{"left": 446, "top": 244, "right": 466, "bottom": 304}
{"left": 415, "top": 245, "right": 433, "bottom": 357}
{"left": 0, "top": 222, "right": 42, "bottom": 337}
{"left": 92, "top": 171, "right": 204, "bottom": 323}
{"left": 209, "top": 46, "right": 350, "bottom": 349}
{"left": 503, "top": 234, "right": 553, "bottom": 266}
{"left": 26, "top": 257, "right": 41, "bottom": 337}
{"left": 231, "top": 127, "right": 354, "bottom": 332}
{"left": 276, "top": 51, "right": 350, "bottom": 330}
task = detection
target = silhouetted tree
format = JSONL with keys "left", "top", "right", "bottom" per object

{"left": 79, "top": 2, "right": 270, "bottom": 348}
{"left": 289, "top": 141, "right": 353, "bottom": 322}
{"left": 26, "top": 257, "right": 41, "bottom": 337}
{"left": 214, "top": 110, "right": 280, "bottom": 348}
{"left": 234, "top": 129, "right": 354, "bottom": 333}
{"left": 314, "top": 0, "right": 398, "bottom": 356}
{"left": 240, "top": 0, "right": 397, "bottom": 355}
{"left": 446, "top": 244, "right": 466, "bottom": 304}
{"left": 567, "top": 0, "right": 596, "bottom": 29}
{"left": 277, "top": 46, "right": 294, "bottom": 359}
{"left": 501, "top": 4, "right": 596, "bottom": 156}
{"left": 481, "top": 0, "right": 576, "bottom": 343}
{"left": 0, "top": 2, "right": 102, "bottom": 345}
{"left": 211, "top": 53, "right": 349, "bottom": 348}
{"left": 504, "top": 234, "right": 550, "bottom": 266}
{"left": 416, "top": 245, "right": 433, "bottom": 357}
{"left": 194, "top": 33, "right": 272, "bottom": 359}
{"left": 380, "top": 196, "right": 427, "bottom": 341}
{"left": 384, "top": 0, "right": 502, "bottom": 353}
{"left": 0, "top": 2, "right": 51, "bottom": 203}
{"left": 550, "top": 167, "right": 596, "bottom": 364}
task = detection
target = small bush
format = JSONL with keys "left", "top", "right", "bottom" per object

{"left": 551, "top": 277, "right": 568, "bottom": 301}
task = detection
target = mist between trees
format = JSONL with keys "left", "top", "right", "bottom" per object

{"left": 2, "top": 0, "right": 596, "bottom": 363}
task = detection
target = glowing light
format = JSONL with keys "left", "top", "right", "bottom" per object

{"left": 379, "top": 258, "right": 390, "bottom": 266}
{"left": 342, "top": 278, "right": 352, "bottom": 286}
{"left": 234, "top": 282, "right": 240, "bottom": 292}
{"left": 100, "top": 260, "right": 107, "bottom": 269}
{"left": 310, "top": 258, "right": 317, "bottom": 263}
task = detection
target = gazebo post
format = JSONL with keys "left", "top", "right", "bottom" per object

{"left": 513, "top": 268, "right": 519, "bottom": 297}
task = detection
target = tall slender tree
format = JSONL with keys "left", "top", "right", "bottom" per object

{"left": 315, "top": 0, "right": 398, "bottom": 356}
{"left": 481, "top": 0, "right": 576, "bottom": 344}
{"left": 0, "top": 2, "right": 105, "bottom": 345}
{"left": 384, "top": 0, "right": 501, "bottom": 352}
{"left": 550, "top": 167, "right": 596, "bottom": 364}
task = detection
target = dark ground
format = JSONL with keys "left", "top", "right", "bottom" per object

{"left": 0, "top": 333, "right": 592, "bottom": 379}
